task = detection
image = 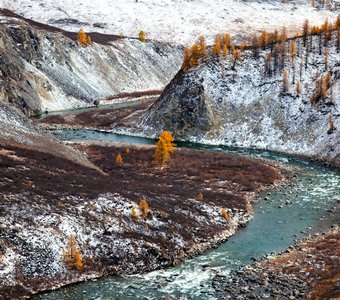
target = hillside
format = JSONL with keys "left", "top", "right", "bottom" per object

{"left": 0, "top": 103, "right": 285, "bottom": 297}
{"left": 0, "top": 13, "right": 182, "bottom": 114}
{"left": 142, "top": 29, "right": 340, "bottom": 166}
{"left": 2, "top": 0, "right": 339, "bottom": 45}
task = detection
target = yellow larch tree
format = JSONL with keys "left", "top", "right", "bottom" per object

{"left": 196, "top": 193, "right": 204, "bottom": 200}
{"left": 222, "top": 34, "right": 232, "bottom": 50}
{"left": 139, "top": 30, "right": 146, "bottom": 42}
{"left": 223, "top": 44, "right": 228, "bottom": 57}
{"left": 273, "top": 30, "right": 280, "bottom": 43}
{"left": 221, "top": 208, "right": 232, "bottom": 221}
{"left": 198, "top": 36, "right": 207, "bottom": 57}
{"left": 213, "top": 35, "right": 221, "bottom": 57}
{"left": 131, "top": 207, "right": 139, "bottom": 221}
{"left": 182, "top": 47, "right": 192, "bottom": 72}
{"left": 139, "top": 199, "right": 149, "bottom": 220}
{"left": 282, "top": 69, "right": 289, "bottom": 93}
{"left": 260, "top": 30, "right": 269, "bottom": 49}
{"left": 155, "top": 131, "right": 176, "bottom": 166}
{"left": 325, "top": 71, "right": 332, "bottom": 88}
{"left": 86, "top": 35, "right": 93, "bottom": 45}
{"left": 232, "top": 47, "right": 241, "bottom": 69}
{"left": 190, "top": 43, "right": 200, "bottom": 67}
{"left": 77, "top": 28, "right": 87, "bottom": 47}
{"left": 62, "top": 236, "right": 84, "bottom": 271}
{"left": 115, "top": 153, "right": 123, "bottom": 164}
{"left": 290, "top": 41, "right": 296, "bottom": 64}
{"left": 296, "top": 81, "right": 302, "bottom": 97}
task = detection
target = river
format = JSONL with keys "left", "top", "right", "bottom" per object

{"left": 36, "top": 129, "right": 340, "bottom": 300}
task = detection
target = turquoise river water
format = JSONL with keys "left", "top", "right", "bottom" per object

{"left": 37, "top": 129, "right": 339, "bottom": 300}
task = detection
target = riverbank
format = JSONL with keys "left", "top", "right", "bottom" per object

{"left": 35, "top": 98, "right": 153, "bottom": 131}
{"left": 0, "top": 139, "right": 285, "bottom": 298}
{"left": 213, "top": 225, "right": 340, "bottom": 299}
{"left": 211, "top": 192, "right": 340, "bottom": 299}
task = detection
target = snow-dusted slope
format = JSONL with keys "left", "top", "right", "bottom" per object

{"left": 2, "top": 0, "right": 339, "bottom": 45}
{"left": 0, "top": 17, "right": 182, "bottom": 113}
{"left": 142, "top": 33, "right": 340, "bottom": 165}
{"left": 0, "top": 103, "right": 102, "bottom": 169}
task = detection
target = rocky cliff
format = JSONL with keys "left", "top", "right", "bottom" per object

{"left": 0, "top": 14, "right": 182, "bottom": 114}
{"left": 142, "top": 33, "right": 340, "bottom": 166}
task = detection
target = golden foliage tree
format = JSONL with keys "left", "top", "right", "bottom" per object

{"left": 139, "top": 199, "right": 149, "bottom": 220}
{"left": 223, "top": 44, "right": 228, "bottom": 57}
{"left": 86, "top": 35, "right": 93, "bottom": 45}
{"left": 222, "top": 34, "right": 232, "bottom": 49}
{"left": 182, "top": 47, "right": 192, "bottom": 72}
{"left": 190, "top": 43, "right": 200, "bottom": 67}
{"left": 260, "top": 30, "right": 269, "bottom": 49}
{"left": 77, "top": 28, "right": 87, "bottom": 47}
{"left": 62, "top": 236, "right": 84, "bottom": 270}
{"left": 296, "top": 81, "right": 302, "bottom": 97}
{"left": 139, "top": 30, "right": 146, "bottom": 42}
{"left": 290, "top": 41, "right": 296, "bottom": 64}
{"left": 311, "top": 76, "right": 327, "bottom": 104}
{"left": 325, "top": 71, "right": 332, "bottom": 88}
{"left": 321, "top": 19, "right": 330, "bottom": 47}
{"left": 221, "top": 208, "right": 232, "bottom": 221}
{"left": 131, "top": 207, "right": 139, "bottom": 221}
{"left": 213, "top": 35, "right": 221, "bottom": 56}
{"left": 198, "top": 36, "right": 207, "bottom": 57}
{"left": 196, "top": 193, "right": 204, "bottom": 200}
{"left": 282, "top": 69, "right": 289, "bottom": 93}
{"left": 232, "top": 48, "right": 241, "bottom": 69}
{"left": 115, "top": 153, "right": 123, "bottom": 164}
{"left": 155, "top": 131, "right": 176, "bottom": 166}
{"left": 321, "top": 77, "right": 328, "bottom": 98}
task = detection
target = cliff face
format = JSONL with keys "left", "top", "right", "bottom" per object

{"left": 0, "top": 17, "right": 182, "bottom": 114}
{"left": 142, "top": 34, "right": 340, "bottom": 165}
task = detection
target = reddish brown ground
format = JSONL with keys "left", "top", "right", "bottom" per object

{"left": 37, "top": 99, "right": 153, "bottom": 130}
{"left": 0, "top": 142, "right": 282, "bottom": 209}
{"left": 0, "top": 8, "right": 125, "bottom": 45}
{"left": 262, "top": 229, "right": 340, "bottom": 299}
{"left": 0, "top": 142, "right": 283, "bottom": 249}
{"left": 0, "top": 141, "right": 284, "bottom": 299}
{"left": 75, "top": 143, "right": 282, "bottom": 206}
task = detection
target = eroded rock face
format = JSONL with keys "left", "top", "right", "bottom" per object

{"left": 0, "top": 18, "right": 182, "bottom": 114}
{"left": 142, "top": 71, "right": 214, "bottom": 137}
{"left": 142, "top": 34, "right": 340, "bottom": 165}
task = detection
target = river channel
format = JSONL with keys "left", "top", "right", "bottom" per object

{"left": 37, "top": 129, "right": 339, "bottom": 300}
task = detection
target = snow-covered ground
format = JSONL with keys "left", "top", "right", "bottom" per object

{"left": 143, "top": 32, "right": 340, "bottom": 164}
{"left": 1, "top": 0, "right": 339, "bottom": 45}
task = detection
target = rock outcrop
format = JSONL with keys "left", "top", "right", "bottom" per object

{"left": 0, "top": 15, "right": 182, "bottom": 114}
{"left": 142, "top": 33, "right": 340, "bottom": 166}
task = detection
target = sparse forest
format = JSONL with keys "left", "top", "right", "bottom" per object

{"left": 181, "top": 15, "right": 339, "bottom": 106}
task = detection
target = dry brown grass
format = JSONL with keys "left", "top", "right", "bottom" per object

{"left": 262, "top": 229, "right": 340, "bottom": 299}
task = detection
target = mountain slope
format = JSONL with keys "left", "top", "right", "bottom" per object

{"left": 0, "top": 16, "right": 182, "bottom": 114}
{"left": 142, "top": 33, "right": 340, "bottom": 165}
{"left": 2, "top": 0, "right": 338, "bottom": 44}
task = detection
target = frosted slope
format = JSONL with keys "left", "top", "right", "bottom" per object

{"left": 2, "top": 0, "right": 338, "bottom": 45}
